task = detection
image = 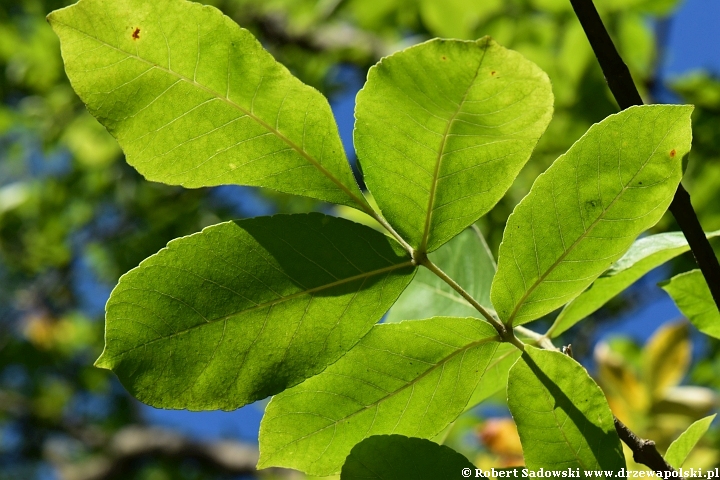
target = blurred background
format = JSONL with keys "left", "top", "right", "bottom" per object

{"left": 1, "top": 0, "right": 720, "bottom": 478}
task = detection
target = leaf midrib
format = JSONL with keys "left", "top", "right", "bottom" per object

{"left": 506, "top": 110, "right": 680, "bottom": 325}
{"left": 102, "top": 260, "right": 415, "bottom": 360}
{"left": 54, "top": 19, "right": 369, "bottom": 211}
{"left": 418, "top": 43, "right": 488, "bottom": 252}
{"left": 263, "top": 331, "right": 500, "bottom": 463}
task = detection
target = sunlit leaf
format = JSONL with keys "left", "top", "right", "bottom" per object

{"left": 259, "top": 317, "right": 500, "bottom": 475}
{"left": 550, "top": 230, "right": 720, "bottom": 337}
{"left": 492, "top": 105, "right": 693, "bottom": 326}
{"left": 507, "top": 346, "right": 625, "bottom": 475}
{"left": 665, "top": 414, "right": 716, "bottom": 469}
{"left": 49, "top": 0, "right": 367, "bottom": 208}
{"left": 662, "top": 270, "right": 720, "bottom": 339}
{"left": 341, "top": 435, "right": 478, "bottom": 479}
{"left": 464, "top": 343, "right": 521, "bottom": 412}
{"left": 96, "top": 213, "right": 415, "bottom": 410}
{"left": 355, "top": 37, "right": 553, "bottom": 252}
{"left": 387, "top": 226, "right": 495, "bottom": 322}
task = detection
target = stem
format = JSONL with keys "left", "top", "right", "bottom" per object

{"left": 420, "top": 257, "right": 506, "bottom": 335}
{"left": 568, "top": 0, "right": 720, "bottom": 312}
{"left": 614, "top": 417, "right": 681, "bottom": 477}
{"left": 515, "top": 326, "right": 556, "bottom": 351}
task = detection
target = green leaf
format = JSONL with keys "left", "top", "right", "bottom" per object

{"left": 96, "top": 213, "right": 415, "bottom": 410}
{"left": 492, "top": 105, "right": 693, "bottom": 326}
{"left": 387, "top": 226, "right": 496, "bottom": 322}
{"left": 549, "top": 230, "right": 720, "bottom": 337}
{"left": 258, "top": 316, "right": 500, "bottom": 475}
{"left": 48, "top": 0, "right": 366, "bottom": 208}
{"left": 340, "top": 435, "right": 478, "bottom": 480}
{"left": 662, "top": 270, "right": 720, "bottom": 339}
{"left": 464, "top": 343, "right": 520, "bottom": 412}
{"left": 507, "top": 346, "right": 625, "bottom": 475}
{"left": 665, "top": 414, "right": 716, "bottom": 469}
{"left": 355, "top": 37, "right": 553, "bottom": 252}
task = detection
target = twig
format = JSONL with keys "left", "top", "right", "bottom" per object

{"left": 613, "top": 417, "right": 680, "bottom": 476}
{"left": 568, "top": 0, "right": 720, "bottom": 311}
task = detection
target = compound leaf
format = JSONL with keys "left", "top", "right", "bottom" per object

{"left": 341, "top": 435, "right": 478, "bottom": 480}
{"left": 550, "top": 230, "right": 720, "bottom": 337}
{"left": 492, "top": 105, "right": 693, "bottom": 326}
{"left": 662, "top": 270, "right": 720, "bottom": 339}
{"left": 387, "top": 226, "right": 496, "bottom": 322}
{"left": 96, "top": 213, "right": 415, "bottom": 410}
{"left": 258, "top": 316, "right": 500, "bottom": 475}
{"left": 355, "top": 37, "right": 553, "bottom": 252}
{"left": 48, "top": 0, "right": 366, "bottom": 208}
{"left": 665, "top": 414, "right": 716, "bottom": 469}
{"left": 507, "top": 346, "right": 625, "bottom": 476}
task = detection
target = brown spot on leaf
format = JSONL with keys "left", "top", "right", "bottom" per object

{"left": 132, "top": 28, "right": 140, "bottom": 40}
{"left": 441, "top": 55, "right": 447, "bottom": 60}
{"left": 491, "top": 71, "right": 496, "bottom": 76}
{"left": 670, "top": 149, "right": 676, "bottom": 158}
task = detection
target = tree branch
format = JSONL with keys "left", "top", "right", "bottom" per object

{"left": 51, "top": 426, "right": 299, "bottom": 480}
{"left": 613, "top": 417, "right": 679, "bottom": 476}
{"left": 568, "top": 0, "right": 720, "bottom": 311}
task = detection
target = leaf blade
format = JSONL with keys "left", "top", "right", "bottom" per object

{"left": 258, "top": 316, "right": 500, "bottom": 475}
{"left": 492, "top": 105, "right": 693, "bottom": 326}
{"left": 550, "top": 230, "right": 720, "bottom": 337}
{"left": 507, "top": 346, "right": 625, "bottom": 475}
{"left": 96, "top": 213, "right": 415, "bottom": 410}
{"left": 341, "top": 435, "right": 478, "bottom": 480}
{"left": 355, "top": 37, "right": 553, "bottom": 252}
{"left": 48, "top": 0, "right": 366, "bottom": 208}
{"left": 662, "top": 269, "right": 720, "bottom": 339}
{"left": 665, "top": 414, "right": 716, "bottom": 469}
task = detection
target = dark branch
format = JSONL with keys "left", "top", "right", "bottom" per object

{"left": 568, "top": 0, "right": 720, "bottom": 311}
{"left": 614, "top": 417, "right": 679, "bottom": 476}
{"left": 48, "top": 426, "right": 297, "bottom": 480}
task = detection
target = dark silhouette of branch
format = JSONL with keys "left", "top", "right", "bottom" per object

{"left": 568, "top": 0, "right": 720, "bottom": 311}
{"left": 52, "top": 426, "right": 299, "bottom": 480}
{"left": 614, "top": 417, "right": 679, "bottom": 475}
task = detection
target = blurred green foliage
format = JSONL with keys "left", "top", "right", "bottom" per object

{"left": 1, "top": 0, "right": 720, "bottom": 478}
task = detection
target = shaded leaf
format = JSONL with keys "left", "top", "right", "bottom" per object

{"left": 96, "top": 213, "right": 415, "bottom": 410}
{"left": 665, "top": 414, "right": 716, "bottom": 469}
{"left": 355, "top": 37, "right": 553, "bottom": 252}
{"left": 550, "top": 230, "right": 720, "bottom": 337}
{"left": 387, "top": 226, "right": 496, "bottom": 322}
{"left": 662, "top": 270, "right": 720, "bottom": 339}
{"left": 341, "top": 435, "right": 478, "bottom": 480}
{"left": 49, "top": 0, "right": 366, "bottom": 208}
{"left": 507, "top": 346, "right": 625, "bottom": 475}
{"left": 642, "top": 322, "right": 690, "bottom": 398}
{"left": 259, "top": 317, "right": 500, "bottom": 475}
{"left": 492, "top": 105, "right": 693, "bottom": 326}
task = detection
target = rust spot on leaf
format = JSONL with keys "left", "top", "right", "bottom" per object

{"left": 491, "top": 71, "right": 496, "bottom": 76}
{"left": 132, "top": 28, "right": 141, "bottom": 40}
{"left": 441, "top": 55, "right": 447, "bottom": 60}
{"left": 670, "top": 149, "right": 676, "bottom": 158}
